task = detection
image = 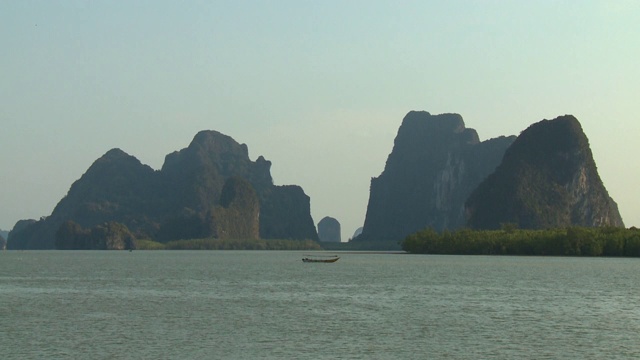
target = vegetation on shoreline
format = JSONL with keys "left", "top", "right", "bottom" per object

{"left": 319, "top": 241, "right": 402, "bottom": 251}
{"left": 135, "top": 238, "right": 322, "bottom": 250}
{"left": 402, "top": 226, "right": 640, "bottom": 256}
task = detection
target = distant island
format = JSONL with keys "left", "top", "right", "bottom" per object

{"left": 8, "top": 131, "right": 318, "bottom": 250}
{"left": 353, "top": 112, "right": 624, "bottom": 250}
{"left": 6, "top": 110, "right": 627, "bottom": 254}
{"left": 317, "top": 216, "right": 341, "bottom": 243}
{"left": 354, "top": 111, "right": 516, "bottom": 246}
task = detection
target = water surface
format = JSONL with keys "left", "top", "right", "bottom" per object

{"left": 1, "top": 251, "right": 639, "bottom": 359}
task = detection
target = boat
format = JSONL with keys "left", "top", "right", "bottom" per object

{"left": 302, "top": 255, "right": 340, "bottom": 263}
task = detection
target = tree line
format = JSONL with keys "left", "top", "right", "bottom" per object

{"left": 135, "top": 237, "right": 322, "bottom": 251}
{"left": 402, "top": 226, "right": 640, "bottom": 256}
{"left": 54, "top": 220, "right": 322, "bottom": 251}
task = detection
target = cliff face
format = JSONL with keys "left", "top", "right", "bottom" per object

{"left": 209, "top": 177, "right": 260, "bottom": 240}
{"left": 258, "top": 185, "right": 319, "bottom": 241}
{"left": 8, "top": 130, "right": 317, "bottom": 249}
{"left": 160, "top": 131, "right": 317, "bottom": 240}
{"left": 465, "top": 115, "right": 624, "bottom": 229}
{"left": 55, "top": 221, "right": 136, "bottom": 250}
{"left": 161, "top": 131, "right": 274, "bottom": 214}
{"left": 357, "top": 111, "right": 515, "bottom": 244}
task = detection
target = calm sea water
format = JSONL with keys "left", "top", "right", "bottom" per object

{"left": 1, "top": 251, "right": 639, "bottom": 359}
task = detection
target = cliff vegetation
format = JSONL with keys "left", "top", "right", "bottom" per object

{"left": 135, "top": 238, "right": 322, "bottom": 250}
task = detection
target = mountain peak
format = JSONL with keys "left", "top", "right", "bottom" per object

{"left": 189, "top": 130, "right": 250, "bottom": 157}
{"left": 357, "top": 111, "right": 514, "bottom": 244}
{"left": 466, "top": 115, "right": 624, "bottom": 229}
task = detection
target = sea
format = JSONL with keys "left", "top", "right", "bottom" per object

{"left": 1, "top": 251, "right": 639, "bottom": 359}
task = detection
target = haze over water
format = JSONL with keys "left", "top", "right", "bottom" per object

{"left": 2, "top": 251, "right": 639, "bottom": 359}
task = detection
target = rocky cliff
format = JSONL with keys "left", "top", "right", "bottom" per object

{"left": 317, "top": 216, "right": 341, "bottom": 243}
{"left": 8, "top": 130, "right": 317, "bottom": 249}
{"left": 258, "top": 185, "right": 318, "bottom": 241}
{"left": 8, "top": 149, "right": 168, "bottom": 249}
{"left": 156, "top": 130, "right": 316, "bottom": 241}
{"left": 356, "top": 111, "right": 515, "bottom": 244}
{"left": 209, "top": 177, "right": 260, "bottom": 240}
{"left": 55, "top": 221, "right": 136, "bottom": 250}
{"left": 465, "top": 115, "right": 624, "bottom": 229}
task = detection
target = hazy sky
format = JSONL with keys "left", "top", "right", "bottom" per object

{"left": 2, "top": 1, "right": 639, "bottom": 240}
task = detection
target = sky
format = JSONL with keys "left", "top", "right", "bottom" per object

{"left": 1, "top": 1, "right": 639, "bottom": 240}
